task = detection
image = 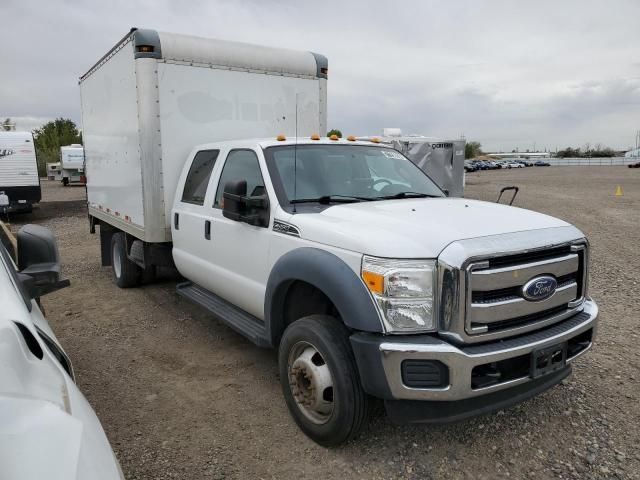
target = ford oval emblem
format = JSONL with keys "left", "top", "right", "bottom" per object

{"left": 522, "top": 275, "right": 557, "bottom": 301}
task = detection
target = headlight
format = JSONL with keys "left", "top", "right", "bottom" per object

{"left": 361, "top": 256, "right": 436, "bottom": 333}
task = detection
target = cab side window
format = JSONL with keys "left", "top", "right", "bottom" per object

{"left": 181, "top": 150, "right": 219, "bottom": 205}
{"left": 214, "top": 150, "right": 265, "bottom": 207}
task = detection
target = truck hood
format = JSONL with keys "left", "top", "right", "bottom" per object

{"left": 0, "top": 395, "right": 124, "bottom": 480}
{"left": 0, "top": 295, "right": 123, "bottom": 479}
{"left": 291, "top": 198, "right": 571, "bottom": 258}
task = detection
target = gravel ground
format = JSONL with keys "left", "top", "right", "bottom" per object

{"left": 8, "top": 168, "right": 639, "bottom": 480}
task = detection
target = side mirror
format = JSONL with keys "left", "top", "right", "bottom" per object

{"left": 222, "top": 180, "right": 247, "bottom": 222}
{"left": 17, "top": 224, "right": 70, "bottom": 298}
{"left": 222, "top": 180, "right": 270, "bottom": 227}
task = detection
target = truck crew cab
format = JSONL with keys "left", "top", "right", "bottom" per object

{"left": 165, "top": 136, "right": 598, "bottom": 445}
{"left": 81, "top": 29, "right": 597, "bottom": 446}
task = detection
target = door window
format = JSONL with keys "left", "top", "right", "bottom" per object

{"left": 181, "top": 150, "right": 219, "bottom": 205}
{"left": 214, "top": 150, "right": 266, "bottom": 207}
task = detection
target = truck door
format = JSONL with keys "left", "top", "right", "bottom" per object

{"left": 204, "top": 148, "right": 272, "bottom": 319}
{"left": 171, "top": 149, "right": 221, "bottom": 287}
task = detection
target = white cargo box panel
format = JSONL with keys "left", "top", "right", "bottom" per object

{"left": 60, "top": 145, "right": 85, "bottom": 170}
{"left": 0, "top": 131, "right": 39, "bottom": 188}
{"left": 80, "top": 28, "right": 328, "bottom": 243}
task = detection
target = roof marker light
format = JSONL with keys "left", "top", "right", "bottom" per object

{"left": 347, "top": 135, "right": 356, "bottom": 141}
{"left": 329, "top": 134, "right": 339, "bottom": 141}
{"left": 310, "top": 134, "right": 320, "bottom": 140}
{"left": 370, "top": 137, "right": 381, "bottom": 143}
{"left": 276, "top": 134, "right": 286, "bottom": 141}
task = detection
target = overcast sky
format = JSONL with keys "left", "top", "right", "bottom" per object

{"left": 1, "top": 0, "right": 639, "bottom": 151}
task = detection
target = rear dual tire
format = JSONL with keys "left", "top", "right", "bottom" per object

{"left": 110, "top": 232, "right": 140, "bottom": 288}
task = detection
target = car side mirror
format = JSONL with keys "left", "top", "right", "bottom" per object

{"left": 17, "top": 224, "right": 70, "bottom": 298}
{"left": 222, "top": 180, "right": 269, "bottom": 227}
{"left": 222, "top": 179, "right": 247, "bottom": 222}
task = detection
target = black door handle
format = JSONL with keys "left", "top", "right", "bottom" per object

{"left": 204, "top": 220, "right": 211, "bottom": 240}
{"left": 174, "top": 212, "right": 179, "bottom": 230}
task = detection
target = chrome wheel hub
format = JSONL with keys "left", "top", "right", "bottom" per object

{"left": 288, "top": 342, "right": 334, "bottom": 424}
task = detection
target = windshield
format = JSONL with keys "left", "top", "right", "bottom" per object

{"left": 263, "top": 144, "right": 444, "bottom": 207}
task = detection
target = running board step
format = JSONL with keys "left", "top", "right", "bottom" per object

{"left": 176, "top": 282, "right": 271, "bottom": 348}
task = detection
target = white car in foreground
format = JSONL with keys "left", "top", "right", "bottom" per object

{"left": 0, "top": 223, "right": 123, "bottom": 480}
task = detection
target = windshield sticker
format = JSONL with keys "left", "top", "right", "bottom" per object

{"left": 380, "top": 150, "right": 404, "bottom": 160}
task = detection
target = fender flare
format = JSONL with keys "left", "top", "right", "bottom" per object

{"left": 264, "top": 247, "right": 383, "bottom": 344}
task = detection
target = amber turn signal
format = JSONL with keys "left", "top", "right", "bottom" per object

{"left": 362, "top": 271, "right": 384, "bottom": 295}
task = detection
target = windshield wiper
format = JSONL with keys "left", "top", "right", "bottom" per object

{"left": 290, "top": 194, "right": 373, "bottom": 205}
{"left": 374, "top": 191, "right": 441, "bottom": 200}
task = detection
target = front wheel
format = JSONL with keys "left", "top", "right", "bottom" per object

{"left": 278, "top": 315, "right": 370, "bottom": 447}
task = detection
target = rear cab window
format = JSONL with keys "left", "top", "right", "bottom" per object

{"left": 181, "top": 150, "right": 220, "bottom": 205}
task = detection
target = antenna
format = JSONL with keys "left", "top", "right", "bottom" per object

{"left": 292, "top": 93, "right": 298, "bottom": 213}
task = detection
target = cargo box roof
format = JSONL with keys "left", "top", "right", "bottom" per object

{"left": 80, "top": 27, "right": 327, "bottom": 82}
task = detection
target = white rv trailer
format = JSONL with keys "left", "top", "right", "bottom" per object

{"left": 80, "top": 28, "right": 327, "bottom": 253}
{"left": 58, "top": 144, "right": 85, "bottom": 185}
{"left": 0, "top": 131, "right": 41, "bottom": 213}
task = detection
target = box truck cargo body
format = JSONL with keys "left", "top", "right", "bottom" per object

{"left": 0, "top": 131, "right": 41, "bottom": 213}
{"left": 80, "top": 28, "right": 327, "bottom": 244}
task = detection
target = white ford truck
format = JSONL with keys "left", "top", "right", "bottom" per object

{"left": 81, "top": 29, "right": 597, "bottom": 446}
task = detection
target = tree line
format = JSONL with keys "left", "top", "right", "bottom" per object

{"left": 555, "top": 144, "right": 618, "bottom": 158}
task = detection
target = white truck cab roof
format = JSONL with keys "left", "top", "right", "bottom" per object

{"left": 189, "top": 136, "right": 390, "bottom": 152}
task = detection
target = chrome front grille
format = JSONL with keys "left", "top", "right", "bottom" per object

{"left": 437, "top": 228, "right": 590, "bottom": 345}
{"left": 465, "top": 244, "right": 587, "bottom": 338}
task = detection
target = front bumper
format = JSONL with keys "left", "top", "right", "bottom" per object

{"left": 350, "top": 299, "right": 597, "bottom": 419}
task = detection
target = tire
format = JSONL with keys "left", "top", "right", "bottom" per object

{"left": 278, "top": 315, "right": 370, "bottom": 447}
{"left": 110, "top": 232, "right": 140, "bottom": 288}
{"left": 62, "top": 177, "right": 69, "bottom": 186}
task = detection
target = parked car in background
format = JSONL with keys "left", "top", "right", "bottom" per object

{"left": 464, "top": 160, "right": 477, "bottom": 172}
{"left": 486, "top": 161, "right": 501, "bottom": 170}
{"left": 0, "top": 223, "right": 123, "bottom": 479}
{"left": 535, "top": 161, "right": 551, "bottom": 167}
{"left": 627, "top": 161, "right": 640, "bottom": 168}
{"left": 507, "top": 162, "right": 525, "bottom": 168}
